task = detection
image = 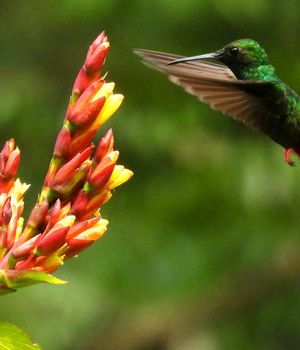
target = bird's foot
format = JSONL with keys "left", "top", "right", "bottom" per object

{"left": 284, "top": 148, "right": 300, "bottom": 166}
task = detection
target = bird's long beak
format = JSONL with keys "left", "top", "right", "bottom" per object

{"left": 167, "top": 52, "right": 220, "bottom": 65}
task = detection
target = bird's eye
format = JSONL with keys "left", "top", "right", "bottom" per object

{"left": 230, "top": 47, "right": 239, "bottom": 56}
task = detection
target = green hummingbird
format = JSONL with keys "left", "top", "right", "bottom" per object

{"left": 135, "top": 39, "right": 300, "bottom": 165}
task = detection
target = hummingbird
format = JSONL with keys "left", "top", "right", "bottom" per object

{"left": 134, "top": 39, "right": 300, "bottom": 165}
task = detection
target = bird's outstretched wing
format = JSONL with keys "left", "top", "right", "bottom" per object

{"left": 134, "top": 49, "right": 277, "bottom": 133}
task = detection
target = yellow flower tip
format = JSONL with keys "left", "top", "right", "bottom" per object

{"left": 109, "top": 167, "right": 133, "bottom": 189}
{"left": 97, "top": 94, "right": 124, "bottom": 125}
{"left": 126, "top": 169, "right": 134, "bottom": 180}
{"left": 12, "top": 179, "right": 30, "bottom": 198}
{"left": 107, "top": 150, "right": 119, "bottom": 164}
{"left": 109, "top": 165, "right": 123, "bottom": 180}
{"left": 57, "top": 215, "right": 76, "bottom": 228}
{"left": 102, "top": 41, "right": 110, "bottom": 50}
{"left": 102, "top": 218, "right": 109, "bottom": 226}
{"left": 92, "top": 82, "right": 115, "bottom": 102}
{"left": 119, "top": 169, "right": 134, "bottom": 184}
{"left": 76, "top": 218, "right": 109, "bottom": 240}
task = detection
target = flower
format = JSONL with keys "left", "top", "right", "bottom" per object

{"left": 0, "top": 32, "right": 133, "bottom": 294}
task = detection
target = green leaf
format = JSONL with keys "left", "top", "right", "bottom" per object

{"left": 0, "top": 322, "right": 41, "bottom": 350}
{"left": 0, "top": 270, "right": 66, "bottom": 293}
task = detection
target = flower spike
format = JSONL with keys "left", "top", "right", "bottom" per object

{"left": 0, "top": 32, "right": 132, "bottom": 294}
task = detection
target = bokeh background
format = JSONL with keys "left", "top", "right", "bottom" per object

{"left": 1, "top": 1, "right": 300, "bottom": 349}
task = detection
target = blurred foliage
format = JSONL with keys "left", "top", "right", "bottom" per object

{"left": 1, "top": 0, "right": 300, "bottom": 349}
{"left": 0, "top": 322, "right": 41, "bottom": 349}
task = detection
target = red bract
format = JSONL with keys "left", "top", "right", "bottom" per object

{"left": 68, "top": 96, "right": 106, "bottom": 127}
{"left": 72, "top": 32, "right": 109, "bottom": 98}
{"left": 54, "top": 127, "right": 72, "bottom": 157}
{"left": 85, "top": 32, "right": 110, "bottom": 73}
{"left": 51, "top": 146, "right": 93, "bottom": 188}
{"left": 0, "top": 140, "right": 20, "bottom": 194}
{"left": 95, "top": 128, "right": 114, "bottom": 162}
{"left": 0, "top": 32, "right": 133, "bottom": 294}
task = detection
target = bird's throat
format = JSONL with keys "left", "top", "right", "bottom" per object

{"left": 229, "top": 64, "right": 276, "bottom": 81}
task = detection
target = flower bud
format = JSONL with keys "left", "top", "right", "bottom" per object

{"left": 3, "top": 148, "right": 20, "bottom": 179}
{"left": 35, "top": 226, "right": 69, "bottom": 255}
{"left": 52, "top": 146, "right": 93, "bottom": 188}
{"left": 85, "top": 32, "right": 110, "bottom": 73}
{"left": 27, "top": 201, "right": 49, "bottom": 229}
{"left": 54, "top": 127, "right": 72, "bottom": 157}
{"left": 68, "top": 97, "right": 105, "bottom": 127}
{"left": 2, "top": 197, "right": 12, "bottom": 226}
{"left": 70, "top": 190, "right": 89, "bottom": 218}
{"left": 95, "top": 129, "right": 114, "bottom": 162}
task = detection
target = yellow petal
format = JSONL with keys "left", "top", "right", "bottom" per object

{"left": 76, "top": 219, "right": 109, "bottom": 240}
{"left": 11, "top": 179, "right": 30, "bottom": 200}
{"left": 57, "top": 215, "right": 76, "bottom": 228}
{"left": 107, "top": 150, "right": 119, "bottom": 164}
{"left": 108, "top": 165, "right": 123, "bottom": 183}
{"left": 108, "top": 167, "right": 133, "bottom": 189}
{"left": 97, "top": 94, "right": 124, "bottom": 126}
{"left": 92, "top": 82, "right": 115, "bottom": 102}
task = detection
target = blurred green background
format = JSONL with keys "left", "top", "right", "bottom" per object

{"left": 1, "top": 0, "right": 300, "bottom": 349}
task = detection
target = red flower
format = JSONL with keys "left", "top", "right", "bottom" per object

{"left": 0, "top": 32, "right": 133, "bottom": 294}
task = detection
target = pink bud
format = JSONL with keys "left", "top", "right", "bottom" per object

{"left": 1, "top": 197, "right": 12, "bottom": 226}
{"left": 89, "top": 163, "right": 115, "bottom": 188}
{"left": 27, "top": 201, "right": 49, "bottom": 229}
{"left": 70, "top": 80, "right": 104, "bottom": 117}
{"left": 71, "top": 45, "right": 106, "bottom": 99}
{"left": 67, "top": 129, "right": 97, "bottom": 159}
{"left": 53, "top": 163, "right": 89, "bottom": 197}
{"left": 72, "top": 68, "right": 98, "bottom": 100}
{"left": 70, "top": 190, "right": 89, "bottom": 218}
{"left": 85, "top": 32, "right": 110, "bottom": 73}
{"left": 12, "top": 235, "right": 40, "bottom": 259}
{"left": 80, "top": 191, "right": 108, "bottom": 220}
{"left": 68, "top": 96, "right": 105, "bottom": 127}
{"left": 95, "top": 129, "right": 114, "bottom": 162}
{"left": 52, "top": 146, "right": 93, "bottom": 187}
{"left": 90, "top": 31, "right": 107, "bottom": 51}
{"left": 36, "top": 226, "right": 69, "bottom": 255}
{"left": 65, "top": 238, "right": 94, "bottom": 259}
{"left": 4, "top": 148, "right": 20, "bottom": 178}
{"left": 1, "top": 139, "right": 15, "bottom": 160}
{"left": 54, "top": 127, "right": 72, "bottom": 157}
{"left": 66, "top": 217, "right": 99, "bottom": 239}
{"left": 48, "top": 199, "right": 62, "bottom": 226}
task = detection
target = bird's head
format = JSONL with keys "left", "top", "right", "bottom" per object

{"left": 169, "top": 39, "right": 269, "bottom": 72}
{"left": 216, "top": 39, "right": 269, "bottom": 68}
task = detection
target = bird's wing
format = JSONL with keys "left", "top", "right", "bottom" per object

{"left": 134, "top": 49, "right": 276, "bottom": 132}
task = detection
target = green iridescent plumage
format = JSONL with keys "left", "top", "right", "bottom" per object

{"left": 135, "top": 39, "right": 300, "bottom": 163}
